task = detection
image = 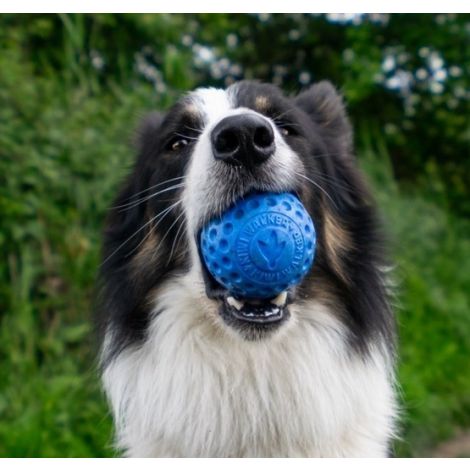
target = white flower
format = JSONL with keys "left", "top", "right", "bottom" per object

{"left": 430, "top": 81, "right": 444, "bottom": 94}
{"left": 382, "top": 56, "right": 396, "bottom": 73}
{"left": 416, "top": 68, "right": 428, "bottom": 80}
{"left": 299, "top": 72, "right": 311, "bottom": 85}
{"left": 419, "top": 47, "right": 430, "bottom": 58}
{"left": 449, "top": 66, "right": 462, "bottom": 77}
{"left": 428, "top": 53, "right": 444, "bottom": 70}
{"left": 226, "top": 34, "right": 238, "bottom": 48}
{"left": 434, "top": 69, "right": 447, "bottom": 82}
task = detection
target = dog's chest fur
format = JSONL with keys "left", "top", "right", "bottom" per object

{"left": 103, "top": 275, "right": 396, "bottom": 457}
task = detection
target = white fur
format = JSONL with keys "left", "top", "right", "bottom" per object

{"left": 102, "top": 273, "right": 397, "bottom": 457}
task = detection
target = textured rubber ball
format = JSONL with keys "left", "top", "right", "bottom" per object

{"left": 200, "top": 192, "right": 316, "bottom": 299}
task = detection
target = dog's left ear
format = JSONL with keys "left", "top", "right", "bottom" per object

{"left": 295, "top": 81, "right": 353, "bottom": 157}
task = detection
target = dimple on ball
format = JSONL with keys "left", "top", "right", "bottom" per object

{"left": 200, "top": 192, "right": 316, "bottom": 299}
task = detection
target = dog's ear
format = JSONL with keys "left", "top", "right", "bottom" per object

{"left": 295, "top": 82, "right": 369, "bottom": 214}
{"left": 295, "top": 81, "right": 353, "bottom": 157}
{"left": 134, "top": 111, "right": 165, "bottom": 157}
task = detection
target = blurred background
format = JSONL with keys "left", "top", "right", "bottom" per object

{"left": 0, "top": 13, "right": 469, "bottom": 457}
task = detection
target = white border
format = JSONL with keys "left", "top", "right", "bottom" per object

{"left": 0, "top": 1, "right": 469, "bottom": 13}
{"left": 1, "top": 0, "right": 469, "bottom": 466}
{"left": 1, "top": 457, "right": 470, "bottom": 468}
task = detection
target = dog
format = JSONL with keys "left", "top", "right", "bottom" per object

{"left": 97, "top": 80, "right": 397, "bottom": 457}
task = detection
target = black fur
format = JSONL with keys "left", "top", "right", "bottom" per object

{"left": 97, "top": 80, "right": 395, "bottom": 364}
{"left": 97, "top": 103, "right": 199, "bottom": 363}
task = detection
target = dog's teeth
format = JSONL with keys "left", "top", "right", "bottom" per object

{"left": 266, "top": 307, "right": 281, "bottom": 317}
{"left": 227, "top": 296, "right": 244, "bottom": 311}
{"left": 272, "top": 291, "right": 287, "bottom": 307}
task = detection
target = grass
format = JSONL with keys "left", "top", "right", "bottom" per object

{"left": 0, "top": 43, "right": 469, "bottom": 457}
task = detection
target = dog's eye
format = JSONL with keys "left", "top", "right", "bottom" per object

{"left": 275, "top": 122, "right": 297, "bottom": 137}
{"left": 169, "top": 138, "right": 189, "bottom": 151}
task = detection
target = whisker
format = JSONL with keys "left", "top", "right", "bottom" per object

{"left": 276, "top": 160, "right": 338, "bottom": 209}
{"left": 101, "top": 200, "right": 182, "bottom": 267}
{"left": 111, "top": 176, "right": 185, "bottom": 208}
{"left": 277, "top": 157, "right": 352, "bottom": 193}
{"left": 174, "top": 219, "right": 188, "bottom": 258}
{"left": 311, "top": 173, "right": 353, "bottom": 193}
{"left": 152, "top": 210, "right": 186, "bottom": 263}
{"left": 311, "top": 151, "right": 352, "bottom": 160}
{"left": 270, "top": 107, "right": 297, "bottom": 122}
{"left": 272, "top": 118, "right": 302, "bottom": 129}
{"left": 183, "top": 125, "right": 203, "bottom": 134}
{"left": 174, "top": 132, "right": 198, "bottom": 141}
{"left": 116, "top": 183, "right": 185, "bottom": 212}
{"left": 166, "top": 213, "right": 187, "bottom": 266}
{"left": 293, "top": 171, "right": 338, "bottom": 209}
{"left": 127, "top": 202, "right": 183, "bottom": 261}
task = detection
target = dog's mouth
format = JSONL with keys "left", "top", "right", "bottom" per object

{"left": 196, "top": 235, "right": 292, "bottom": 337}
{"left": 224, "top": 291, "right": 287, "bottom": 323}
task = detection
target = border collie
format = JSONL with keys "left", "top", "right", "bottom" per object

{"left": 97, "top": 80, "right": 397, "bottom": 457}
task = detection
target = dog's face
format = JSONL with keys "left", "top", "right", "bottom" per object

{"left": 100, "top": 81, "right": 392, "bottom": 355}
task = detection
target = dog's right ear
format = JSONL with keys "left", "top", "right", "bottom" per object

{"left": 295, "top": 81, "right": 353, "bottom": 158}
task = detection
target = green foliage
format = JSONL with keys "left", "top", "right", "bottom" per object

{"left": 0, "top": 34, "right": 161, "bottom": 456}
{"left": 360, "top": 131, "right": 470, "bottom": 456}
{"left": 0, "top": 13, "right": 469, "bottom": 457}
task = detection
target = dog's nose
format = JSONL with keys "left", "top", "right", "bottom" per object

{"left": 211, "top": 114, "right": 275, "bottom": 167}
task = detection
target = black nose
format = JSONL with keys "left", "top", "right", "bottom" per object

{"left": 211, "top": 114, "right": 275, "bottom": 167}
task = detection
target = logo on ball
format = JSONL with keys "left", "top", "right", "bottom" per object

{"left": 236, "top": 212, "right": 304, "bottom": 284}
{"left": 257, "top": 230, "right": 287, "bottom": 269}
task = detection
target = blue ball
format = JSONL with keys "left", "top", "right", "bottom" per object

{"left": 200, "top": 192, "right": 316, "bottom": 299}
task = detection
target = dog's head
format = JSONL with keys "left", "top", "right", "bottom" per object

{"left": 99, "top": 81, "right": 393, "bottom": 358}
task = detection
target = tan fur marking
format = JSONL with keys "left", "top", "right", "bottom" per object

{"left": 255, "top": 96, "right": 269, "bottom": 112}
{"left": 185, "top": 103, "right": 200, "bottom": 117}
{"left": 301, "top": 275, "right": 346, "bottom": 320}
{"left": 132, "top": 229, "right": 159, "bottom": 274}
{"left": 323, "top": 210, "right": 352, "bottom": 282}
